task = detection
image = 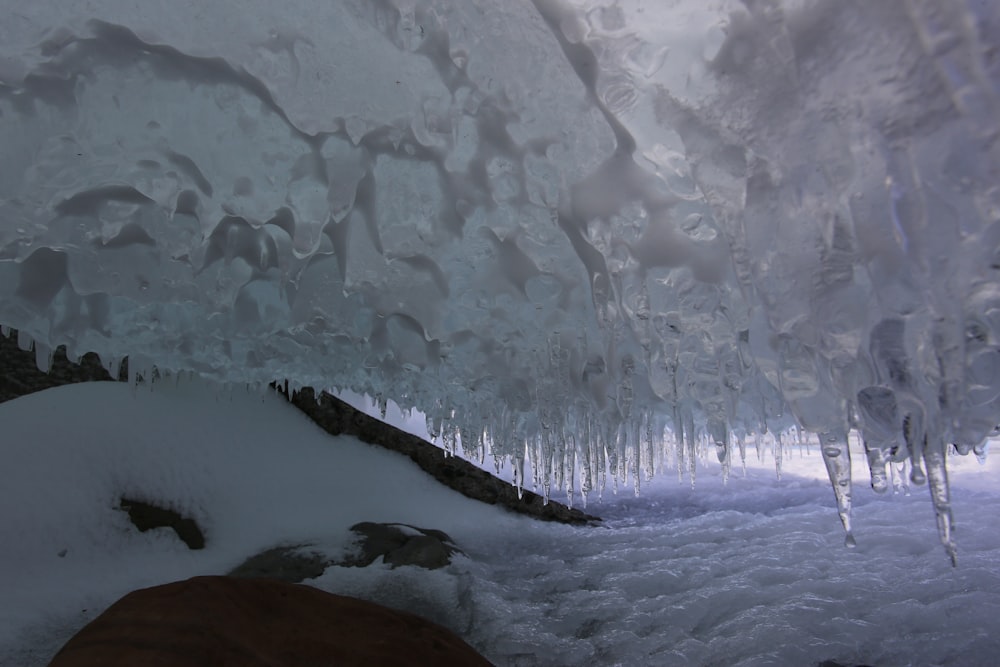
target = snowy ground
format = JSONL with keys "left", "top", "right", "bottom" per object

{"left": 1, "top": 381, "right": 999, "bottom": 666}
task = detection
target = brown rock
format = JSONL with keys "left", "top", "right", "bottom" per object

{"left": 48, "top": 575, "right": 493, "bottom": 667}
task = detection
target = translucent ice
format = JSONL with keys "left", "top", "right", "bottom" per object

{"left": 1, "top": 0, "right": 999, "bottom": 559}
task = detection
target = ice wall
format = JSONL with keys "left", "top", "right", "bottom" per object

{"left": 1, "top": 0, "right": 998, "bottom": 559}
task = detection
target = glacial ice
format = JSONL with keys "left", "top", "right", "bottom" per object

{"left": 1, "top": 0, "right": 998, "bottom": 560}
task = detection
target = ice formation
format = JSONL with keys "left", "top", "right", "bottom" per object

{"left": 0, "top": 0, "right": 998, "bottom": 560}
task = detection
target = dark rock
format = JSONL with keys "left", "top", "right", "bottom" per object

{"left": 226, "top": 545, "right": 327, "bottom": 582}
{"left": 284, "top": 386, "right": 601, "bottom": 526}
{"left": 385, "top": 535, "right": 454, "bottom": 569}
{"left": 227, "top": 522, "right": 466, "bottom": 582}
{"left": 0, "top": 329, "right": 127, "bottom": 404}
{"left": 47, "top": 575, "right": 494, "bottom": 667}
{"left": 347, "top": 521, "right": 463, "bottom": 570}
{"left": 119, "top": 497, "right": 205, "bottom": 550}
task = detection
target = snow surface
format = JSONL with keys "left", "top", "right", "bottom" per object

{"left": 2, "top": 381, "right": 999, "bottom": 667}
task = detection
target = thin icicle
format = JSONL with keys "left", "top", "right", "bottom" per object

{"left": 903, "top": 411, "right": 928, "bottom": 485}
{"left": 643, "top": 411, "right": 655, "bottom": 482}
{"left": 775, "top": 431, "right": 783, "bottom": 481}
{"left": 565, "top": 433, "right": 576, "bottom": 508}
{"left": 34, "top": 342, "right": 52, "bottom": 374}
{"left": 16, "top": 329, "right": 32, "bottom": 352}
{"left": 923, "top": 435, "right": 958, "bottom": 566}
{"left": 674, "top": 407, "right": 686, "bottom": 484}
{"left": 863, "top": 438, "right": 891, "bottom": 494}
{"left": 892, "top": 459, "right": 911, "bottom": 495}
{"left": 737, "top": 434, "right": 747, "bottom": 477}
{"left": 511, "top": 441, "right": 526, "bottom": 500}
{"left": 683, "top": 406, "right": 696, "bottom": 488}
{"left": 710, "top": 418, "right": 730, "bottom": 485}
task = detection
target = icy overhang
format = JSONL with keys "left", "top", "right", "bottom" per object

{"left": 1, "top": 0, "right": 999, "bottom": 560}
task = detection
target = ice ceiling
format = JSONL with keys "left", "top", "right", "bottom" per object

{"left": 1, "top": 0, "right": 998, "bottom": 560}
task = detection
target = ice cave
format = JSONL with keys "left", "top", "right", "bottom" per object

{"left": 2, "top": 1, "right": 1000, "bottom": 665}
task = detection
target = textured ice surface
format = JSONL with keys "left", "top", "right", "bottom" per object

{"left": 2, "top": 1, "right": 1000, "bottom": 555}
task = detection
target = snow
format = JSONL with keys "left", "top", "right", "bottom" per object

{"left": 3, "top": 381, "right": 1000, "bottom": 666}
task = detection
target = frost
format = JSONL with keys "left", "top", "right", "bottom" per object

{"left": 2, "top": 0, "right": 1000, "bottom": 561}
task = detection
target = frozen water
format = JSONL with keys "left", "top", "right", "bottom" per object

{"left": 2, "top": 1, "right": 1000, "bottom": 555}
{"left": 1, "top": 382, "right": 999, "bottom": 666}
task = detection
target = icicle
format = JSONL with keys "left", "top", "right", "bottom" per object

{"left": 953, "top": 442, "right": 972, "bottom": 456}
{"left": 774, "top": 431, "right": 783, "bottom": 481}
{"left": 617, "top": 426, "right": 628, "bottom": 492}
{"left": 683, "top": 406, "right": 696, "bottom": 488}
{"left": 892, "top": 459, "right": 910, "bottom": 495}
{"left": 17, "top": 329, "right": 33, "bottom": 351}
{"left": 605, "top": 418, "right": 619, "bottom": 494}
{"left": 512, "top": 441, "right": 526, "bottom": 499}
{"left": 426, "top": 414, "right": 441, "bottom": 443}
{"left": 631, "top": 417, "right": 642, "bottom": 496}
{"left": 738, "top": 433, "right": 747, "bottom": 477}
{"left": 565, "top": 433, "right": 576, "bottom": 508}
{"left": 923, "top": 435, "right": 958, "bottom": 566}
{"left": 443, "top": 423, "right": 458, "bottom": 457}
{"left": 63, "top": 344, "right": 80, "bottom": 365}
{"left": 580, "top": 414, "right": 593, "bottom": 498}
{"left": 820, "top": 430, "right": 856, "bottom": 548}
{"left": 596, "top": 420, "right": 607, "bottom": 502}
{"left": 710, "top": 418, "right": 730, "bottom": 485}
{"left": 674, "top": 406, "right": 686, "bottom": 484}
{"left": 539, "top": 431, "right": 553, "bottom": 503}
{"left": 105, "top": 355, "right": 123, "bottom": 381}
{"left": 34, "top": 342, "right": 52, "bottom": 374}
{"left": 857, "top": 385, "right": 900, "bottom": 493}
{"left": 555, "top": 430, "right": 567, "bottom": 494}
{"left": 643, "top": 411, "right": 655, "bottom": 481}
{"left": 903, "top": 412, "right": 927, "bottom": 485}
{"left": 864, "top": 439, "right": 891, "bottom": 493}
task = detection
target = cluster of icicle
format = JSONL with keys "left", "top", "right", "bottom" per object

{"left": 1, "top": 1, "right": 999, "bottom": 566}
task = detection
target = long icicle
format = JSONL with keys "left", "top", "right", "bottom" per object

{"left": 820, "top": 429, "right": 856, "bottom": 548}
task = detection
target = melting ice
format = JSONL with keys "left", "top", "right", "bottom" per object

{"left": 2, "top": 0, "right": 1000, "bottom": 561}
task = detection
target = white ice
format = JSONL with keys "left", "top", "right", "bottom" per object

{"left": 2, "top": 381, "right": 999, "bottom": 667}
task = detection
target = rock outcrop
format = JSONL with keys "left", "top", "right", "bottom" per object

{"left": 47, "top": 575, "right": 494, "bottom": 667}
{"left": 0, "top": 332, "right": 123, "bottom": 403}
{"left": 344, "top": 521, "right": 464, "bottom": 569}
{"left": 119, "top": 497, "right": 205, "bottom": 550}
{"left": 228, "top": 522, "right": 465, "bottom": 582}
{"left": 227, "top": 544, "right": 330, "bottom": 583}
{"left": 284, "top": 386, "right": 600, "bottom": 525}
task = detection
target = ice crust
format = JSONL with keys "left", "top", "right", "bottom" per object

{"left": 1, "top": 1, "right": 999, "bottom": 557}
